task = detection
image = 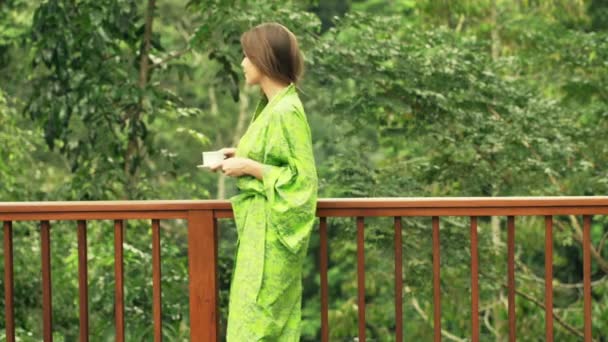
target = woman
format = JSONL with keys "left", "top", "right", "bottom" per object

{"left": 210, "top": 22, "right": 318, "bottom": 341}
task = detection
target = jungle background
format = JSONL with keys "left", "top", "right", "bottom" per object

{"left": 1, "top": 0, "right": 607, "bottom": 340}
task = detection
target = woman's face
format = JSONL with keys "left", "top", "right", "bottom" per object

{"left": 241, "top": 56, "right": 263, "bottom": 85}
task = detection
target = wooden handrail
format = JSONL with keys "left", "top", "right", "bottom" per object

{"left": 1, "top": 197, "right": 607, "bottom": 221}
{"left": 1, "top": 197, "right": 604, "bottom": 342}
{"left": 1, "top": 197, "right": 608, "bottom": 212}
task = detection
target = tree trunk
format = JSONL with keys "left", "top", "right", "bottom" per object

{"left": 444, "top": 0, "right": 454, "bottom": 29}
{"left": 491, "top": 0, "right": 500, "bottom": 60}
{"left": 490, "top": 2, "right": 502, "bottom": 337}
{"left": 490, "top": 215, "right": 504, "bottom": 341}
{"left": 216, "top": 88, "right": 250, "bottom": 199}
{"left": 125, "top": 0, "right": 155, "bottom": 198}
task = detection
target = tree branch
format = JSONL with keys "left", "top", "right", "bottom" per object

{"left": 480, "top": 269, "right": 594, "bottom": 341}
{"left": 556, "top": 219, "right": 608, "bottom": 274}
{"left": 150, "top": 47, "right": 191, "bottom": 70}
{"left": 598, "top": 230, "right": 608, "bottom": 257}
{"left": 516, "top": 257, "right": 608, "bottom": 289}
{"left": 407, "top": 287, "right": 466, "bottom": 342}
{"left": 503, "top": 284, "right": 597, "bottom": 342}
{"left": 482, "top": 307, "right": 499, "bottom": 337}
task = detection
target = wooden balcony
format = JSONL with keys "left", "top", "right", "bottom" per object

{"left": 1, "top": 197, "right": 607, "bottom": 341}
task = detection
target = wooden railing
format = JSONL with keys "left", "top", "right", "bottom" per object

{"left": 1, "top": 197, "right": 607, "bottom": 341}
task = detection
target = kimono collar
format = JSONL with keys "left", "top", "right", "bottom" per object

{"left": 251, "top": 83, "right": 296, "bottom": 123}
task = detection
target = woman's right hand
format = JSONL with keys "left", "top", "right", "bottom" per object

{"left": 220, "top": 147, "right": 237, "bottom": 159}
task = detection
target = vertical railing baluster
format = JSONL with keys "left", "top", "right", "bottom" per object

{"left": 583, "top": 215, "right": 592, "bottom": 341}
{"left": 114, "top": 220, "right": 125, "bottom": 342}
{"left": 77, "top": 220, "right": 89, "bottom": 342}
{"left": 470, "top": 217, "right": 479, "bottom": 342}
{"left": 507, "top": 216, "right": 516, "bottom": 342}
{"left": 432, "top": 216, "right": 441, "bottom": 342}
{"left": 188, "top": 210, "right": 219, "bottom": 341}
{"left": 357, "top": 217, "right": 366, "bottom": 342}
{"left": 319, "top": 217, "right": 329, "bottom": 342}
{"left": 41, "top": 220, "right": 53, "bottom": 342}
{"left": 394, "top": 217, "right": 403, "bottom": 342}
{"left": 3, "top": 221, "right": 15, "bottom": 342}
{"left": 152, "top": 219, "right": 163, "bottom": 342}
{"left": 545, "top": 216, "right": 553, "bottom": 341}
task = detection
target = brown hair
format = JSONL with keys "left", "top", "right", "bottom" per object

{"left": 240, "top": 22, "right": 304, "bottom": 85}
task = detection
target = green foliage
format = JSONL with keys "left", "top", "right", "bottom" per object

{"left": 25, "top": 0, "right": 213, "bottom": 200}
{"left": 0, "top": 89, "right": 48, "bottom": 200}
{"left": 1, "top": 0, "right": 607, "bottom": 341}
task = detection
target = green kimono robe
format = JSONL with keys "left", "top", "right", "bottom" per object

{"left": 227, "top": 84, "right": 318, "bottom": 341}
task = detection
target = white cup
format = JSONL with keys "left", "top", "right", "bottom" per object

{"left": 202, "top": 150, "right": 224, "bottom": 166}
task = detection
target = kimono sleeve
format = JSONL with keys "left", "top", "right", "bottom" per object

{"left": 262, "top": 107, "right": 318, "bottom": 254}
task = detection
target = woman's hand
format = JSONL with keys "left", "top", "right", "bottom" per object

{"left": 209, "top": 157, "right": 264, "bottom": 179}
{"left": 223, "top": 157, "right": 263, "bottom": 179}
{"left": 220, "top": 147, "right": 237, "bottom": 159}
{"left": 219, "top": 157, "right": 250, "bottom": 177}
{"left": 207, "top": 147, "right": 237, "bottom": 173}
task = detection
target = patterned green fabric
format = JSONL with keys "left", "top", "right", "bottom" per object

{"left": 227, "top": 84, "right": 318, "bottom": 341}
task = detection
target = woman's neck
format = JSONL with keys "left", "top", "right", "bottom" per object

{"left": 260, "top": 77, "right": 289, "bottom": 101}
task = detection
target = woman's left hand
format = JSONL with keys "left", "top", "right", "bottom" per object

{"left": 219, "top": 157, "right": 252, "bottom": 177}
